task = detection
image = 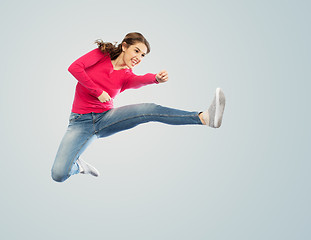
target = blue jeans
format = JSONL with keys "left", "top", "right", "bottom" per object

{"left": 51, "top": 103, "right": 202, "bottom": 182}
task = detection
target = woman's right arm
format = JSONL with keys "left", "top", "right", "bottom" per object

{"left": 68, "top": 48, "right": 106, "bottom": 98}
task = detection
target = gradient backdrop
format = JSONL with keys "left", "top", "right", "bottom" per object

{"left": 0, "top": 0, "right": 310, "bottom": 239}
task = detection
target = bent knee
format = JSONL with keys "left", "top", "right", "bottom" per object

{"left": 51, "top": 169, "right": 68, "bottom": 183}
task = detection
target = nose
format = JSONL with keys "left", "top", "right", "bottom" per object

{"left": 136, "top": 56, "right": 142, "bottom": 62}
{"left": 136, "top": 54, "right": 143, "bottom": 61}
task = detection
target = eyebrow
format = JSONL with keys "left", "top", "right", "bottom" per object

{"left": 135, "top": 47, "right": 146, "bottom": 55}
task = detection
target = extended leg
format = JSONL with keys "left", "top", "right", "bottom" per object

{"left": 95, "top": 103, "right": 202, "bottom": 138}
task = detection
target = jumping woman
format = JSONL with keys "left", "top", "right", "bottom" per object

{"left": 51, "top": 32, "right": 226, "bottom": 182}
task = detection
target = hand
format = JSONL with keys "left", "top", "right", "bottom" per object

{"left": 98, "top": 90, "right": 112, "bottom": 103}
{"left": 156, "top": 70, "right": 168, "bottom": 83}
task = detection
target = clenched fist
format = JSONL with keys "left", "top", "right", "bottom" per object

{"left": 156, "top": 70, "right": 169, "bottom": 83}
{"left": 98, "top": 90, "right": 112, "bottom": 103}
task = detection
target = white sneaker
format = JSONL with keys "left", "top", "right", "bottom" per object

{"left": 76, "top": 158, "right": 99, "bottom": 177}
{"left": 202, "top": 88, "right": 226, "bottom": 128}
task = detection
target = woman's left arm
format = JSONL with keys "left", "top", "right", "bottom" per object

{"left": 121, "top": 70, "right": 168, "bottom": 92}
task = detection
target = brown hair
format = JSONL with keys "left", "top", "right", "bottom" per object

{"left": 95, "top": 32, "right": 151, "bottom": 60}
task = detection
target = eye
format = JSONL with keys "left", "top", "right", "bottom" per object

{"left": 135, "top": 50, "right": 139, "bottom": 53}
{"left": 141, "top": 54, "right": 145, "bottom": 57}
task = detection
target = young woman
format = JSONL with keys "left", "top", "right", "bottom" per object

{"left": 51, "top": 32, "right": 226, "bottom": 182}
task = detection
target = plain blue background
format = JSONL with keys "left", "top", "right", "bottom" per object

{"left": 0, "top": 0, "right": 310, "bottom": 239}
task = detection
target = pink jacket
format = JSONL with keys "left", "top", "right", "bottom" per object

{"left": 68, "top": 48, "right": 158, "bottom": 114}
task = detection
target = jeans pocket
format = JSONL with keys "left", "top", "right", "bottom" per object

{"left": 69, "top": 112, "right": 82, "bottom": 123}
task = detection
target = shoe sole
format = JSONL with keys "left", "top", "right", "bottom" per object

{"left": 77, "top": 158, "right": 100, "bottom": 177}
{"left": 214, "top": 88, "right": 226, "bottom": 128}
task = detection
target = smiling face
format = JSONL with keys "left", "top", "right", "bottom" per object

{"left": 122, "top": 42, "right": 147, "bottom": 69}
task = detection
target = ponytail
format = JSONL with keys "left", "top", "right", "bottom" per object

{"left": 94, "top": 39, "right": 122, "bottom": 60}
{"left": 95, "top": 32, "right": 151, "bottom": 60}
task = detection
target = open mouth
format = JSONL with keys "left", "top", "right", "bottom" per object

{"left": 131, "top": 59, "right": 139, "bottom": 66}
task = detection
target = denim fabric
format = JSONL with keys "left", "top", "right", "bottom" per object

{"left": 51, "top": 103, "right": 202, "bottom": 182}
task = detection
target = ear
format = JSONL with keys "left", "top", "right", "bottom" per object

{"left": 121, "top": 42, "right": 128, "bottom": 52}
